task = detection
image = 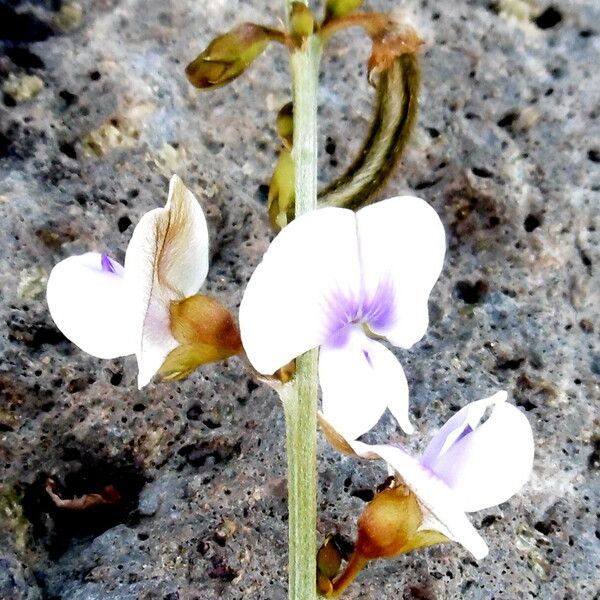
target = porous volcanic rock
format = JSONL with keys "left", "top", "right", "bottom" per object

{"left": 0, "top": 1, "right": 598, "bottom": 598}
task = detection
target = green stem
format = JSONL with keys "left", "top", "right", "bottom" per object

{"left": 282, "top": 10, "right": 322, "bottom": 600}
{"left": 283, "top": 349, "right": 319, "bottom": 600}
{"left": 290, "top": 43, "right": 321, "bottom": 216}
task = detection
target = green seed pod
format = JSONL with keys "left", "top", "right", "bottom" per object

{"left": 318, "top": 53, "right": 420, "bottom": 211}
{"left": 269, "top": 53, "right": 420, "bottom": 232}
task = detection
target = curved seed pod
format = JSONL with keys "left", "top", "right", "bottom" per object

{"left": 317, "top": 52, "right": 419, "bottom": 210}
{"left": 268, "top": 53, "right": 419, "bottom": 229}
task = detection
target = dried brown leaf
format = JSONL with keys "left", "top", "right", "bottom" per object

{"left": 45, "top": 478, "right": 121, "bottom": 510}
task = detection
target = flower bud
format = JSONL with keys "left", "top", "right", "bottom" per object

{"left": 325, "top": 0, "right": 364, "bottom": 19}
{"left": 289, "top": 2, "right": 315, "bottom": 40}
{"left": 186, "top": 24, "right": 276, "bottom": 90}
{"left": 267, "top": 149, "right": 295, "bottom": 230}
{"left": 317, "top": 536, "right": 343, "bottom": 579}
{"left": 159, "top": 294, "right": 242, "bottom": 380}
{"left": 276, "top": 102, "right": 294, "bottom": 147}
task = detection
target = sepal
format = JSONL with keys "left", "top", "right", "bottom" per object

{"left": 356, "top": 485, "right": 448, "bottom": 560}
{"left": 159, "top": 294, "right": 242, "bottom": 380}
{"left": 170, "top": 294, "right": 241, "bottom": 351}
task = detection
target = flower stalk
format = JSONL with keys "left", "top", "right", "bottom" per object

{"left": 282, "top": 2, "right": 322, "bottom": 598}
{"left": 324, "top": 553, "right": 368, "bottom": 598}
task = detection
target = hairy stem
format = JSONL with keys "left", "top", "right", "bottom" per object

{"left": 283, "top": 7, "right": 322, "bottom": 600}
{"left": 291, "top": 45, "right": 321, "bottom": 216}
{"left": 283, "top": 347, "right": 319, "bottom": 600}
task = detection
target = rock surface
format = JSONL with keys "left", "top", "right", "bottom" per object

{"left": 0, "top": 0, "right": 599, "bottom": 599}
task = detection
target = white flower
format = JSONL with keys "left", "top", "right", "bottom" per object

{"left": 350, "top": 391, "right": 535, "bottom": 559}
{"left": 46, "top": 175, "right": 209, "bottom": 388}
{"left": 239, "top": 197, "right": 445, "bottom": 440}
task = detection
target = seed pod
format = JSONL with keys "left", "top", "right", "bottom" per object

{"left": 269, "top": 53, "right": 420, "bottom": 232}
{"left": 318, "top": 53, "right": 420, "bottom": 211}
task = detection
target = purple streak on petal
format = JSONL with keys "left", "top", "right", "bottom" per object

{"left": 422, "top": 458, "right": 455, "bottom": 489}
{"left": 362, "top": 348, "right": 373, "bottom": 367}
{"left": 101, "top": 253, "right": 117, "bottom": 274}
{"left": 421, "top": 420, "right": 477, "bottom": 484}
{"left": 418, "top": 460, "right": 438, "bottom": 479}
{"left": 322, "top": 279, "right": 396, "bottom": 346}
{"left": 424, "top": 440, "right": 481, "bottom": 491}
{"left": 421, "top": 403, "right": 475, "bottom": 469}
{"left": 322, "top": 289, "right": 361, "bottom": 346}
{"left": 453, "top": 424, "right": 473, "bottom": 445}
{"left": 362, "top": 279, "right": 396, "bottom": 330}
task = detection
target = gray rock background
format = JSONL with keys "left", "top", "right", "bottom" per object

{"left": 0, "top": 0, "right": 599, "bottom": 598}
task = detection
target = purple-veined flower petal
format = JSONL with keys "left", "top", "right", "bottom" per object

{"left": 356, "top": 196, "right": 446, "bottom": 348}
{"left": 239, "top": 207, "right": 362, "bottom": 375}
{"left": 241, "top": 196, "right": 444, "bottom": 377}
{"left": 240, "top": 196, "right": 445, "bottom": 441}
{"left": 125, "top": 175, "right": 209, "bottom": 388}
{"left": 420, "top": 404, "right": 478, "bottom": 467}
{"left": 350, "top": 440, "right": 489, "bottom": 560}
{"left": 46, "top": 252, "right": 137, "bottom": 359}
{"left": 319, "top": 327, "right": 412, "bottom": 440}
{"left": 422, "top": 391, "right": 534, "bottom": 512}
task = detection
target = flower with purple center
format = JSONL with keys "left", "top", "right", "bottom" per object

{"left": 239, "top": 196, "right": 446, "bottom": 440}
{"left": 46, "top": 175, "right": 210, "bottom": 388}
{"left": 349, "top": 391, "right": 535, "bottom": 559}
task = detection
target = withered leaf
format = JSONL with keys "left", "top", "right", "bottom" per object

{"left": 45, "top": 478, "right": 121, "bottom": 510}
